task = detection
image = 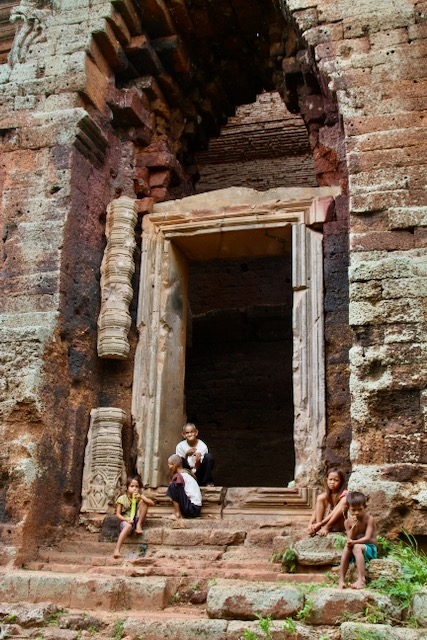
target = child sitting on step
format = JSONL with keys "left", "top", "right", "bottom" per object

{"left": 167, "top": 454, "right": 202, "bottom": 520}
{"left": 307, "top": 468, "right": 348, "bottom": 536}
{"left": 113, "top": 475, "right": 155, "bottom": 558}
{"left": 176, "top": 422, "right": 214, "bottom": 487}
{"left": 339, "top": 491, "right": 377, "bottom": 589}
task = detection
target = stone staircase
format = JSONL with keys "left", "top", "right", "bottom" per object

{"left": 0, "top": 494, "right": 426, "bottom": 639}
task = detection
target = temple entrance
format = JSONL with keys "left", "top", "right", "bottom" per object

{"left": 185, "top": 253, "right": 294, "bottom": 487}
{"left": 132, "top": 187, "right": 336, "bottom": 490}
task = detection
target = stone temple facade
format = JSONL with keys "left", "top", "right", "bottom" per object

{"left": 0, "top": 0, "right": 426, "bottom": 561}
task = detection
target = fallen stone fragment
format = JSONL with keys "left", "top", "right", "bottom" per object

{"left": 0, "top": 602, "right": 62, "bottom": 627}
{"left": 293, "top": 535, "right": 342, "bottom": 566}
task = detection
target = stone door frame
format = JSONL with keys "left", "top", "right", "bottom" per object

{"left": 132, "top": 187, "right": 338, "bottom": 488}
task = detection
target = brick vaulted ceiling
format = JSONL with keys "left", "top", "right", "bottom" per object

{"left": 1, "top": 1, "right": 311, "bottom": 139}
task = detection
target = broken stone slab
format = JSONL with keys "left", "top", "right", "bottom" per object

{"left": 340, "top": 621, "right": 424, "bottom": 639}
{"left": 306, "top": 588, "right": 400, "bottom": 625}
{"left": 412, "top": 589, "right": 427, "bottom": 627}
{"left": 293, "top": 534, "right": 342, "bottom": 565}
{"left": 123, "top": 615, "right": 228, "bottom": 640}
{"left": 0, "top": 601, "right": 62, "bottom": 627}
{"left": 206, "top": 579, "right": 303, "bottom": 620}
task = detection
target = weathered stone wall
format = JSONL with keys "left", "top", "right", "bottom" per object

{"left": 0, "top": 0, "right": 425, "bottom": 558}
{"left": 287, "top": 0, "right": 427, "bottom": 534}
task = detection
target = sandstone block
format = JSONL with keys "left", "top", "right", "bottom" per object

{"left": 340, "top": 622, "right": 423, "bottom": 640}
{"left": 350, "top": 231, "right": 414, "bottom": 252}
{"left": 369, "top": 27, "right": 409, "bottom": 49}
{"left": 123, "top": 617, "right": 228, "bottom": 640}
{"left": 293, "top": 535, "right": 342, "bottom": 566}
{"left": 292, "top": 9, "right": 319, "bottom": 33}
{"left": 307, "top": 588, "right": 399, "bottom": 625}
{"left": 388, "top": 207, "right": 427, "bottom": 230}
{"left": 304, "top": 22, "right": 343, "bottom": 47}
{"left": 382, "top": 276, "right": 427, "bottom": 298}
{"left": 206, "top": 580, "right": 303, "bottom": 620}
{"left": 227, "top": 619, "right": 313, "bottom": 640}
{"left": 350, "top": 281, "right": 382, "bottom": 301}
{"left": 349, "top": 254, "right": 416, "bottom": 282}
{"left": 412, "top": 588, "right": 427, "bottom": 626}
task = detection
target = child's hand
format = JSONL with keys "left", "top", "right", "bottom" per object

{"left": 346, "top": 539, "right": 354, "bottom": 548}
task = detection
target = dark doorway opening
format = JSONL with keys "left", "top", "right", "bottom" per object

{"left": 184, "top": 253, "right": 294, "bottom": 487}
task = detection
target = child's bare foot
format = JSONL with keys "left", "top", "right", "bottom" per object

{"left": 350, "top": 579, "right": 366, "bottom": 589}
{"left": 113, "top": 550, "right": 121, "bottom": 558}
{"left": 169, "top": 514, "right": 182, "bottom": 520}
{"left": 135, "top": 528, "right": 143, "bottom": 534}
{"left": 338, "top": 580, "right": 346, "bottom": 589}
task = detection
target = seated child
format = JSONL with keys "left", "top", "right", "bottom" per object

{"left": 166, "top": 454, "right": 202, "bottom": 520}
{"left": 339, "top": 491, "right": 377, "bottom": 590}
{"left": 113, "top": 475, "right": 155, "bottom": 558}
{"left": 176, "top": 422, "right": 214, "bottom": 487}
{"left": 307, "top": 468, "right": 348, "bottom": 536}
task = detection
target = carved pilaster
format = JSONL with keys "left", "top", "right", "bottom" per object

{"left": 8, "top": 0, "right": 52, "bottom": 68}
{"left": 81, "top": 407, "right": 126, "bottom": 513}
{"left": 97, "top": 195, "right": 138, "bottom": 359}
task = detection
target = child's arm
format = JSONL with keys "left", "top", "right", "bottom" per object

{"left": 346, "top": 516, "right": 376, "bottom": 547}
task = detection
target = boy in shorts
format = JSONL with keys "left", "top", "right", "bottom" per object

{"left": 339, "top": 491, "right": 377, "bottom": 589}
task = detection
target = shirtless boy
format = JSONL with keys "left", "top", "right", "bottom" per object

{"left": 339, "top": 491, "right": 377, "bottom": 590}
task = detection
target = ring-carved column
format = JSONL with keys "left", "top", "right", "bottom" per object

{"left": 97, "top": 195, "right": 138, "bottom": 360}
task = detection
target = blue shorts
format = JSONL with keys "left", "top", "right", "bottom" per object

{"left": 120, "top": 516, "right": 139, "bottom": 532}
{"left": 350, "top": 543, "right": 377, "bottom": 564}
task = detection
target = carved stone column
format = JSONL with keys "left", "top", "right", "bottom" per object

{"left": 81, "top": 407, "right": 126, "bottom": 513}
{"left": 97, "top": 195, "right": 138, "bottom": 359}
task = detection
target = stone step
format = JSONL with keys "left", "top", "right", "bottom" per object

{"left": 0, "top": 602, "right": 425, "bottom": 640}
{"left": 0, "top": 569, "right": 172, "bottom": 611}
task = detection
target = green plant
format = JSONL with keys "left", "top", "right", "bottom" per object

{"left": 282, "top": 617, "right": 296, "bottom": 634}
{"left": 352, "top": 626, "right": 385, "bottom": 640}
{"left": 362, "top": 604, "right": 388, "bottom": 625}
{"left": 242, "top": 614, "right": 273, "bottom": 640}
{"left": 113, "top": 618, "right": 125, "bottom": 640}
{"left": 369, "top": 531, "right": 427, "bottom": 615}
{"left": 272, "top": 546, "right": 297, "bottom": 573}
{"left": 5, "top": 613, "right": 17, "bottom": 623}
{"left": 209, "top": 578, "right": 217, "bottom": 587}
{"left": 169, "top": 591, "right": 181, "bottom": 605}
{"left": 376, "top": 535, "right": 393, "bottom": 558}
{"left": 256, "top": 613, "right": 272, "bottom": 639}
{"left": 296, "top": 598, "right": 313, "bottom": 623}
{"left": 332, "top": 533, "right": 347, "bottom": 551}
